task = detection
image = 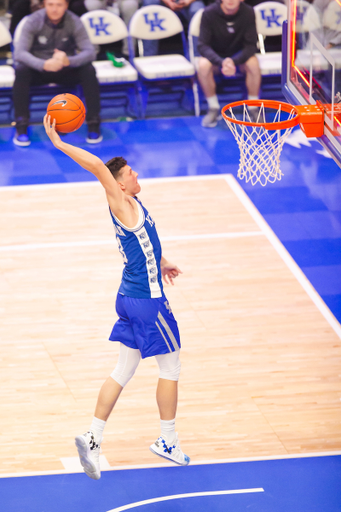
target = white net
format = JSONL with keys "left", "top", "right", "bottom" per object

{"left": 223, "top": 102, "right": 297, "bottom": 186}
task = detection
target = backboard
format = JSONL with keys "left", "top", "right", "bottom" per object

{"left": 282, "top": 0, "right": 341, "bottom": 166}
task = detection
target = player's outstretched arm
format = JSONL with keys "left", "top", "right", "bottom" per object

{"left": 161, "top": 256, "right": 183, "bottom": 285}
{"left": 43, "top": 115, "right": 123, "bottom": 203}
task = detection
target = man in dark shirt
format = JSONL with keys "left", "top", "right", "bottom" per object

{"left": 198, "top": 0, "right": 261, "bottom": 127}
{"left": 13, "top": 0, "right": 102, "bottom": 146}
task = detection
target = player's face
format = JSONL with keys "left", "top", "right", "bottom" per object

{"left": 221, "top": 0, "right": 241, "bottom": 15}
{"left": 44, "top": 0, "right": 68, "bottom": 24}
{"left": 119, "top": 165, "right": 141, "bottom": 196}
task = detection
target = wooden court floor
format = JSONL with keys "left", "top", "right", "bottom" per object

{"left": 1, "top": 175, "right": 341, "bottom": 475}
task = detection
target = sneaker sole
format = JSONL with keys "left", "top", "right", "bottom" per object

{"left": 201, "top": 114, "right": 222, "bottom": 129}
{"left": 75, "top": 436, "right": 101, "bottom": 480}
{"left": 202, "top": 121, "right": 218, "bottom": 128}
{"left": 86, "top": 135, "right": 103, "bottom": 144}
{"left": 149, "top": 446, "right": 190, "bottom": 466}
{"left": 13, "top": 138, "right": 31, "bottom": 147}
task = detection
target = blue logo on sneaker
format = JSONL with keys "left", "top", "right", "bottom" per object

{"left": 161, "top": 439, "right": 175, "bottom": 454}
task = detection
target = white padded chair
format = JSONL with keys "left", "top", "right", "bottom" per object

{"left": 321, "top": 0, "right": 341, "bottom": 69}
{"left": 254, "top": 1, "right": 288, "bottom": 76}
{"left": 81, "top": 10, "right": 138, "bottom": 84}
{"left": 128, "top": 5, "right": 196, "bottom": 117}
{"left": 188, "top": 7, "right": 204, "bottom": 116}
{"left": 81, "top": 10, "right": 139, "bottom": 116}
{"left": 0, "top": 20, "right": 14, "bottom": 89}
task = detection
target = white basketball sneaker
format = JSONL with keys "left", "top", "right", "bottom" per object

{"left": 75, "top": 431, "right": 102, "bottom": 480}
{"left": 149, "top": 433, "right": 190, "bottom": 466}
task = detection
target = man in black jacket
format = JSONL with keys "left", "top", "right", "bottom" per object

{"left": 198, "top": 0, "right": 261, "bottom": 127}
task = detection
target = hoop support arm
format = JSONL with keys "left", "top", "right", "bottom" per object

{"left": 296, "top": 104, "right": 324, "bottom": 138}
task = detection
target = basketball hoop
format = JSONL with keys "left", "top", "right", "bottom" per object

{"left": 221, "top": 100, "right": 324, "bottom": 186}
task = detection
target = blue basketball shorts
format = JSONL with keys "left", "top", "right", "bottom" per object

{"left": 109, "top": 293, "right": 181, "bottom": 359}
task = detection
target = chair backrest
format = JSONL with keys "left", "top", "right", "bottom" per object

{"left": 81, "top": 9, "right": 128, "bottom": 45}
{"left": 0, "top": 20, "right": 12, "bottom": 48}
{"left": 188, "top": 7, "right": 204, "bottom": 38}
{"left": 322, "top": 0, "right": 341, "bottom": 31}
{"left": 254, "top": 1, "right": 287, "bottom": 37}
{"left": 295, "top": 0, "right": 320, "bottom": 33}
{"left": 188, "top": 8, "right": 204, "bottom": 65}
{"left": 13, "top": 16, "right": 29, "bottom": 46}
{"left": 129, "top": 5, "right": 184, "bottom": 40}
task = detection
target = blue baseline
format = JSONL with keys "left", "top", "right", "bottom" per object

{"left": 0, "top": 116, "right": 341, "bottom": 322}
{"left": 1, "top": 456, "right": 341, "bottom": 512}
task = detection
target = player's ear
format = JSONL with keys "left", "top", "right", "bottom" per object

{"left": 117, "top": 180, "right": 125, "bottom": 191}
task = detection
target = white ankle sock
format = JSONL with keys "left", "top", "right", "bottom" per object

{"left": 207, "top": 95, "right": 220, "bottom": 110}
{"left": 90, "top": 417, "right": 106, "bottom": 442}
{"left": 161, "top": 419, "right": 176, "bottom": 445}
{"left": 248, "top": 95, "right": 259, "bottom": 110}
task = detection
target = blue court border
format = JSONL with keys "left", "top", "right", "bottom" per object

{"left": 1, "top": 455, "right": 341, "bottom": 512}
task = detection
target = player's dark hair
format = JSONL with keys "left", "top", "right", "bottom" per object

{"left": 105, "top": 157, "right": 128, "bottom": 180}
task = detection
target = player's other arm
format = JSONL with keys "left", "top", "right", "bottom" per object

{"left": 44, "top": 115, "right": 123, "bottom": 203}
{"left": 161, "top": 256, "right": 183, "bottom": 285}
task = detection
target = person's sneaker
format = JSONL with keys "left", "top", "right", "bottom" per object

{"left": 201, "top": 108, "right": 221, "bottom": 128}
{"left": 75, "top": 431, "right": 101, "bottom": 480}
{"left": 149, "top": 434, "right": 190, "bottom": 466}
{"left": 13, "top": 132, "right": 31, "bottom": 147}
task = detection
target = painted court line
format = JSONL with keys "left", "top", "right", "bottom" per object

{"left": 225, "top": 175, "right": 341, "bottom": 339}
{"left": 0, "top": 231, "right": 263, "bottom": 252}
{"left": 106, "top": 489, "right": 265, "bottom": 512}
{"left": 1, "top": 451, "right": 340, "bottom": 479}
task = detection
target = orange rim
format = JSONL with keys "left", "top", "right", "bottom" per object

{"left": 221, "top": 99, "right": 300, "bottom": 130}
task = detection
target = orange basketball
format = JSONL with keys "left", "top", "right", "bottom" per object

{"left": 46, "top": 94, "right": 86, "bottom": 133}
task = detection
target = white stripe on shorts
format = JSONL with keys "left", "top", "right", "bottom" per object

{"left": 157, "top": 312, "right": 180, "bottom": 351}
{"left": 155, "top": 321, "right": 172, "bottom": 352}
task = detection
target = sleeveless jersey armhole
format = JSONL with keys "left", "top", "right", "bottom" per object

{"left": 109, "top": 199, "right": 145, "bottom": 232}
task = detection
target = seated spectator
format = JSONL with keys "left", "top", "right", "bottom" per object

{"left": 198, "top": 0, "right": 261, "bottom": 128}
{"left": 141, "top": 0, "right": 205, "bottom": 56}
{"left": 13, "top": 0, "right": 102, "bottom": 146}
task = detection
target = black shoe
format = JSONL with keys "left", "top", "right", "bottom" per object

{"left": 86, "top": 121, "right": 102, "bottom": 144}
{"left": 13, "top": 120, "right": 30, "bottom": 146}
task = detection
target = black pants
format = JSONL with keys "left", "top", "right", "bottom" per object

{"left": 13, "top": 63, "right": 101, "bottom": 125}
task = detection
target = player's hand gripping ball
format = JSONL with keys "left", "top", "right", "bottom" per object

{"left": 46, "top": 94, "right": 86, "bottom": 133}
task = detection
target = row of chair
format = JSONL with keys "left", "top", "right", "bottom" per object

{"left": 0, "top": 1, "right": 291, "bottom": 120}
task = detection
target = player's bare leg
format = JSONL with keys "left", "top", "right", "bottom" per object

{"left": 94, "top": 377, "right": 123, "bottom": 421}
{"left": 156, "top": 378, "right": 178, "bottom": 420}
{"left": 150, "top": 354, "right": 190, "bottom": 466}
{"left": 75, "top": 378, "right": 123, "bottom": 480}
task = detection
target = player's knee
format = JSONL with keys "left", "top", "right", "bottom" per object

{"left": 156, "top": 351, "right": 181, "bottom": 381}
{"left": 110, "top": 345, "right": 141, "bottom": 387}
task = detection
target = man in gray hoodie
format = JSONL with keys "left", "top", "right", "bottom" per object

{"left": 13, "top": 0, "right": 102, "bottom": 146}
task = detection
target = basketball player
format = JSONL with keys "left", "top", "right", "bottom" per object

{"left": 43, "top": 115, "right": 190, "bottom": 480}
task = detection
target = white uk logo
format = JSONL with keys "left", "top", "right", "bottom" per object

{"left": 146, "top": 214, "right": 155, "bottom": 227}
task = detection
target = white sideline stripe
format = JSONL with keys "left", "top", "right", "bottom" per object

{"left": 106, "top": 489, "right": 265, "bottom": 512}
{"left": 0, "top": 450, "right": 340, "bottom": 479}
{"left": 225, "top": 175, "right": 341, "bottom": 339}
{"left": 60, "top": 455, "right": 111, "bottom": 472}
{"left": 0, "top": 231, "right": 263, "bottom": 252}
